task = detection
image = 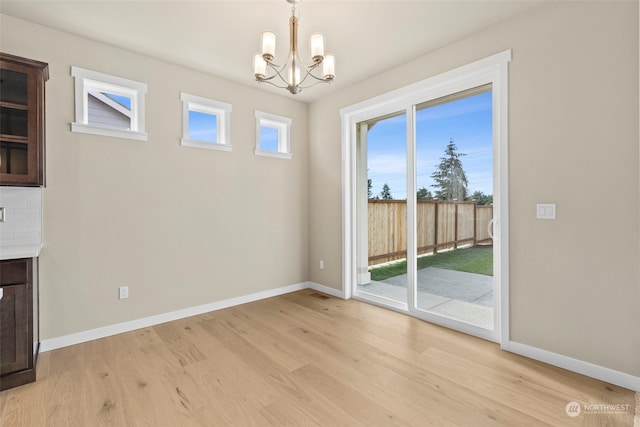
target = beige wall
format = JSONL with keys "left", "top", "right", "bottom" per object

{"left": 308, "top": 1, "right": 640, "bottom": 376}
{"left": 1, "top": 14, "right": 310, "bottom": 339}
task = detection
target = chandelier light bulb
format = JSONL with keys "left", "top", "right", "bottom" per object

{"left": 323, "top": 54, "right": 335, "bottom": 80}
{"left": 254, "top": 54, "right": 267, "bottom": 78}
{"left": 261, "top": 31, "right": 276, "bottom": 61}
{"left": 288, "top": 66, "right": 301, "bottom": 86}
{"left": 310, "top": 33, "right": 325, "bottom": 62}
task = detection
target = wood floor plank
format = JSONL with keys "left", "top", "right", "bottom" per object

{"left": 258, "top": 401, "right": 322, "bottom": 427}
{"left": 227, "top": 304, "right": 321, "bottom": 371}
{"left": 287, "top": 323, "right": 536, "bottom": 426}
{"left": 153, "top": 319, "right": 209, "bottom": 368}
{"left": 285, "top": 327, "right": 457, "bottom": 426}
{"left": 197, "top": 313, "right": 365, "bottom": 426}
{"left": 182, "top": 329, "right": 280, "bottom": 409}
{"left": 291, "top": 363, "right": 414, "bottom": 426}
{"left": 109, "top": 331, "right": 196, "bottom": 427}
{"left": 283, "top": 291, "right": 434, "bottom": 353}
{"left": 0, "top": 290, "right": 636, "bottom": 426}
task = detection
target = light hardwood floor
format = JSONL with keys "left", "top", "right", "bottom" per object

{"left": 0, "top": 289, "right": 636, "bottom": 426}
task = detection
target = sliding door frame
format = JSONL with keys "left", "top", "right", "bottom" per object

{"left": 341, "top": 50, "right": 512, "bottom": 347}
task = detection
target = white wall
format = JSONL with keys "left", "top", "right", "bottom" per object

{"left": 1, "top": 14, "right": 310, "bottom": 340}
{"left": 308, "top": 1, "right": 640, "bottom": 377}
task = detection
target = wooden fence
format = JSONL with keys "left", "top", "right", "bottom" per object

{"left": 368, "top": 200, "right": 493, "bottom": 265}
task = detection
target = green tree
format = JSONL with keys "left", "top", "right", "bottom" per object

{"left": 380, "top": 183, "right": 393, "bottom": 200}
{"left": 470, "top": 191, "right": 493, "bottom": 205}
{"left": 431, "top": 138, "right": 468, "bottom": 201}
{"left": 416, "top": 187, "right": 433, "bottom": 200}
{"left": 368, "top": 178, "right": 373, "bottom": 199}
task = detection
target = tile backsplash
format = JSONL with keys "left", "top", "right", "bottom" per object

{"left": 0, "top": 187, "right": 42, "bottom": 250}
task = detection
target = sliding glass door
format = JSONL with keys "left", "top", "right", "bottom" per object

{"left": 352, "top": 84, "right": 500, "bottom": 341}
{"left": 413, "top": 86, "right": 496, "bottom": 335}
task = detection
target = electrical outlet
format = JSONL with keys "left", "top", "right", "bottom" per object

{"left": 319, "top": 260, "right": 325, "bottom": 269}
{"left": 119, "top": 286, "right": 129, "bottom": 300}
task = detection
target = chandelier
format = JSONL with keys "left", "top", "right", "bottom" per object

{"left": 253, "top": 0, "right": 335, "bottom": 95}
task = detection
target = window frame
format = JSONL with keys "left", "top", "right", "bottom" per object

{"left": 71, "top": 66, "right": 147, "bottom": 141}
{"left": 255, "top": 110, "right": 292, "bottom": 160}
{"left": 180, "top": 93, "right": 232, "bottom": 152}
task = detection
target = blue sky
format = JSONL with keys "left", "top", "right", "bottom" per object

{"left": 105, "top": 93, "right": 131, "bottom": 109}
{"left": 188, "top": 110, "right": 218, "bottom": 142}
{"left": 259, "top": 126, "right": 279, "bottom": 151}
{"left": 367, "top": 91, "right": 493, "bottom": 200}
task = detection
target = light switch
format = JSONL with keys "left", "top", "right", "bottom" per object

{"left": 536, "top": 203, "right": 556, "bottom": 219}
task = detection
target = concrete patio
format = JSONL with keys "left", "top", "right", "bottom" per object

{"left": 357, "top": 267, "right": 494, "bottom": 329}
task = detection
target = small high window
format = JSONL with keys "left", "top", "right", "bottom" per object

{"left": 180, "top": 93, "right": 232, "bottom": 151}
{"left": 71, "top": 66, "right": 147, "bottom": 140}
{"left": 255, "top": 111, "right": 292, "bottom": 159}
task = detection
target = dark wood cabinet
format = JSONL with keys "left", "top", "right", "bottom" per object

{"left": 0, "top": 53, "right": 48, "bottom": 186}
{"left": 0, "top": 258, "right": 37, "bottom": 391}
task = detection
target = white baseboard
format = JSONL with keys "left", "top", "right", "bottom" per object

{"left": 40, "top": 282, "right": 308, "bottom": 352}
{"left": 307, "top": 281, "right": 346, "bottom": 299}
{"left": 508, "top": 341, "right": 640, "bottom": 392}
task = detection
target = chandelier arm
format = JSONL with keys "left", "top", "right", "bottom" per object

{"left": 302, "top": 67, "right": 331, "bottom": 82}
{"left": 257, "top": 74, "right": 282, "bottom": 83}
{"left": 298, "top": 76, "right": 333, "bottom": 89}
{"left": 256, "top": 78, "right": 291, "bottom": 90}
{"left": 304, "top": 59, "right": 322, "bottom": 70}
{"left": 296, "top": 67, "right": 321, "bottom": 86}
{"left": 300, "top": 62, "right": 333, "bottom": 83}
{"left": 304, "top": 74, "right": 332, "bottom": 83}
{"left": 265, "top": 60, "right": 285, "bottom": 68}
{"left": 264, "top": 63, "right": 292, "bottom": 86}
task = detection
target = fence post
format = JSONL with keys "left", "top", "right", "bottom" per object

{"left": 433, "top": 199, "right": 439, "bottom": 254}
{"left": 454, "top": 201, "right": 459, "bottom": 249}
{"left": 473, "top": 200, "right": 477, "bottom": 246}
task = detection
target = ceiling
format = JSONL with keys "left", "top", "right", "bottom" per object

{"left": 0, "top": 0, "right": 547, "bottom": 103}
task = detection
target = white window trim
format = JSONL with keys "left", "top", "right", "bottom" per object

{"left": 340, "top": 49, "right": 511, "bottom": 346}
{"left": 255, "top": 111, "right": 293, "bottom": 160}
{"left": 180, "top": 93, "right": 232, "bottom": 152}
{"left": 71, "top": 66, "right": 147, "bottom": 141}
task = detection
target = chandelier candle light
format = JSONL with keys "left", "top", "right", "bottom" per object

{"left": 253, "top": 0, "right": 335, "bottom": 94}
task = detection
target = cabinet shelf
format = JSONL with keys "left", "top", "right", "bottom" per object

{"left": 1, "top": 134, "right": 29, "bottom": 143}
{"left": 0, "top": 101, "right": 28, "bottom": 110}
{"left": 0, "top": 52, "right": 48, "bottom": 186}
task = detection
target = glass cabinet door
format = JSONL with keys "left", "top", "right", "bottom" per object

{"left": 0, "top": 54, "right": 48, "bottom": 186}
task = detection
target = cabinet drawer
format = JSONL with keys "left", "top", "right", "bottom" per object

{"left": 0, "top": 258, "right": 29, "bottom": 285}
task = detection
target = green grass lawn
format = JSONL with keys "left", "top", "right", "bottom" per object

{"left": 370, "top": 246, "right": 493, "bottom": 281}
